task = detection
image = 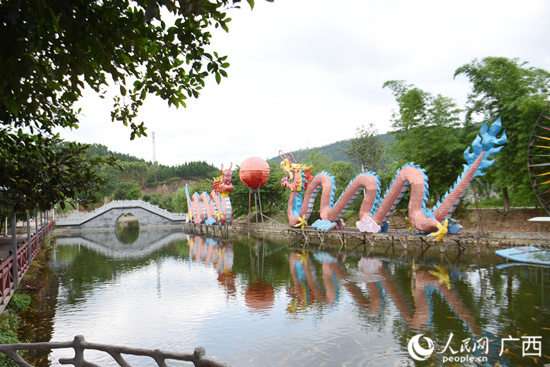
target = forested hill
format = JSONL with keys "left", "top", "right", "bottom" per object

{"left": 85, "top": 143, "right": 220, "bottom": 185}
{"left": 86, "top": 132, "right": 395, "bottom": 182}
{"left": 86, "top": 143, "right": 149, "bottom": 164}
{"left": 269, "top": 133, "right": 394, "bottom": 164}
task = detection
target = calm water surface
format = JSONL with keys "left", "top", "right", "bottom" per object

{"left": 20, "top": 227, "right": 550, "bottom": 366}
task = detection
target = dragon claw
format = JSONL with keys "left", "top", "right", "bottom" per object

{"left": 405, "top": 217, "right": 414, "bottom": 232}
{"left": 294, "top": 215, "right": 308, "bottom": 229}
{"left": 429, "top": 219, "right": 449, "bottom": 242}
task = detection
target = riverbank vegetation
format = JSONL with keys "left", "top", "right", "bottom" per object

{"left": 0, "top": 294, "right": 30, "bottom": 366}
{"left": 0, "top": 238, "right": 53, "bottom": 366}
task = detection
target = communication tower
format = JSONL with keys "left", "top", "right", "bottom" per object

{"left": 152, "top": 131, "right": 156, "bottom": 163}
{"left": 152, "top": 131, "right": 158, "bottom": 182}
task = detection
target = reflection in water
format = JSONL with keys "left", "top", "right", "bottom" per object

{"left": 245, "top": 281, "right": 275, "bottom": 314}
{"left": 287, "top": 251, "right": 478, "bottom": 335}
{"left": 287, "top": 251, "right": 347, "bottom": 313}
{"left": 116, "top": 214, "right": 140, "bottom": 244}
{"left": 187, "top": 235, "right": 236, "bottom": 299}
{"left": 19, "top": 231, "right": 550, "bottom": 367}
{"left": 355, "top": 258, "right": 478, "bottom": 334}
{"left": 54, "top": 228, "right": 185, "bottom": 259}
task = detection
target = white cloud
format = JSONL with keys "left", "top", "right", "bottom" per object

{"left": 57, "top": 0, "right": 550, "bottom": 168}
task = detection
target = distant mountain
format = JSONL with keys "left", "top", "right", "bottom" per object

{"left": 269, "top": 133, "right": 394, "bottom": 164}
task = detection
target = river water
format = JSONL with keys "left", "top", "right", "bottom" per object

{"left": 19, "top": 226, "right": 550, "bottom": 366}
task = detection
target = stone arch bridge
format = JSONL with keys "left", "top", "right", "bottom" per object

{"left": 56, "top": 200, "right": 187, "bottom": 230}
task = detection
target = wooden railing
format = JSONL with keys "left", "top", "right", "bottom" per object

{"left": 0, "top": 220, "right": 54, "bottom": 313}
{"left": 0, "top": 335, "right": 232, "bottom": 367}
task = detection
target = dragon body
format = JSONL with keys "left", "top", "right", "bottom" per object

{"left": 186, "top": 163, "right": 234, "bottom": 225}
{"left": 280, "top": 119, "right": 507, "bottom": 241}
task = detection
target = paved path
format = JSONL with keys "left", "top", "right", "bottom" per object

{"left": 0, "top": 236, "right": 27, "bottom": 260}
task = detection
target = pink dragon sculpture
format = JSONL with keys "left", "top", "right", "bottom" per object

{"left": 280, "top": 119, "right": 507, "bottom": 241}
{"left": 186, "top": 163, "right": 234, "bottom": 225}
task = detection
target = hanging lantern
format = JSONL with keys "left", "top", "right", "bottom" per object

{"left": 239, "top": 157, "right": 270, "bottom": 189}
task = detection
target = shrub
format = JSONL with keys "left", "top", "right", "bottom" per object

{"left": 0, "top": 313, "right": 21, "bottom": 366}
{"left": 7, "top": 294, "right": 31, "bottom": 313}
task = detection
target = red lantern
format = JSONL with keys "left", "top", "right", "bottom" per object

{"left": 239, "top": 157, "right": 270, "bottom": 189}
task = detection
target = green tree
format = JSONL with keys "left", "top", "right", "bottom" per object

{"left": 342, "top": 123, "right": 386, "bottom": 173}
{"left": 328, "top": 161, "right": 362, "bottom": 215}
{"left": 1, "top": 0, "right": 262, "bottom": 217}
{"left": 329, "top": 161, "right": 360, "bottom": 193}
{"left": 173, "top": 187, "right": 188, "bottom": 213}
{"left": 161, "top": 195, "right": 174, "bottom": 211}
{"left": 258, "top": 160, "right": 286, "bottom": 212}
{"left": 95, "top": 164, "right": 123, "bottom": 200}
{"left": 383, "top": 80, "right": 465, "bottom": 199}
{"left": 1, "top": 131, "right": 118, "bottom": 214}
{"left": 120, "top": 161, "right": 149, "bottom": 187}
{"left": 113, "top": 181, "right": 142, "bottom": 200}
{"left": 188, "top": 178, "right": 216, "bottom": 195}
{"left": 0, "top": 0, "right": 256, "bottom": 138}
{"left": 149, "top": 193, "right": 162, "bottom": 206}
{"left": 296, "top": 148, "right": 332, "bottom": 174}
{"left": 454, "top": 57, "right": 550, "bottom": 209}
{"left": 230, "top": 161, "right": 286, "bottom": 218}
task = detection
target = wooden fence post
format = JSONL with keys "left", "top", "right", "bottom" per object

{"left": 11, "top": 214, "right": 18, "bottom": 289}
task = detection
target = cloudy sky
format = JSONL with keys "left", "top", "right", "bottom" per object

{"left": 57, "top": 0, "right": 550, "bottom": 168}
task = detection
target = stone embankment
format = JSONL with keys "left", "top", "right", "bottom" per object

{"left": 217, "top": 208, "right": 550, "bottom": 252}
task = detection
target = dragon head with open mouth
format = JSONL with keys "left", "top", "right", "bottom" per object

{"left": 279, "top": 151, "right": 314, "bottom": 192}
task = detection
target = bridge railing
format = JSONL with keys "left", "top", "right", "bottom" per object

{"left": 0, "top": 335, "right": 232, "bottom": 367}
{"left": 0, "top": 220, "right": 55, "bottom": 313}
{"left": 57, "top": 200, "right": 186, "bottom": 225}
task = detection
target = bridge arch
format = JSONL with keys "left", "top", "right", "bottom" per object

{"left": 56, "top": 200, "right": 187, "bottom": 230}
{"left": 115, "top": 212, "right": 140, "bottom": 244}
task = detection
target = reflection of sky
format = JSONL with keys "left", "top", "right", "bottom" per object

{"left": 46, "top": 240, "right": 550, "bottom": 367}
{"left": 52, "top": 260, "right": 229, "bottom": 362}
{"left": 50, "top": 256, "right": 408, "bottom": 366}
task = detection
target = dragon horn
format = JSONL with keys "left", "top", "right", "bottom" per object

{"left": 280, "top": 150, "right": 297, "bottom": 162}
{"left": 229, "top": 162, "right": 233, "bottom": 170}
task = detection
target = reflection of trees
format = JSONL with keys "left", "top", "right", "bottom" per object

{"left": 116, "top": 216, "right": 140, "bottom": 244}
{"left": 53, "top": 247, "right": 158, "bottom": 304}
